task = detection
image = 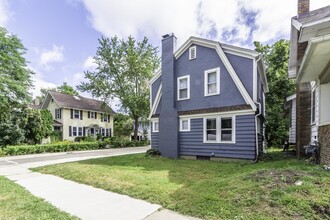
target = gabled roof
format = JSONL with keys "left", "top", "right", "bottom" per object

{"left": 41, "top": 91, "right": 115, "bottom": 114}
{"left": 289, "top": 5, "right": 330, "bottom": 80}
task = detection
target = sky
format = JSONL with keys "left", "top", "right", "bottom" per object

{"left": 1, "top": 0, "right": 330, "bottom": 105}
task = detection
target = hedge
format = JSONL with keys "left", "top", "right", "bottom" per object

{"left": 0, "top": 140, "right": 150, "bottom": 157}
{"left": 0, "top": 141, "right": 105, "bottom": 156}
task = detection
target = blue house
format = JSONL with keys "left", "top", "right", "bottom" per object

{"left": 149, "top": 34, "right": 268, "bottom": 160}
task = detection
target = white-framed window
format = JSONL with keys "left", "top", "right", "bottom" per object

{"left": 152, "top": 120, "right": 159, "bottom": 132}
{"left": 55, "top": 108, "right": 61, "bottom": 119}
{"left": 105, "top": 128, "right": 110, "bottom": 137}
{"left": 180, "top": 118, "right": 190, "bottom": 132}
{"left": 220, "top": 117, "right": 233, "bottom": 141}
{"left": 204, "top": 67, "right": 220, "bottom": 96}
{"left": 91, "top": 112, "right": 95, "bottom": 118}
{"left": 74, "top": 109, "right": 80, "bottom": 119}
{"left": 72, "top": 127, "right": 77, "bottom": 136}
{"left": 103, "top": 114, "right": 109, "bottom": 122}
{"left": 311, "top": 88, "right": 316, "bottom": 124}
{"left": 72, "top": 126, "right": 83, "bottom": 137}
{"left": 204, "top": 118, "right": 217, "bottom": 142}
{"left": 203, "top": 115, "right": 235, "bottom": 143}
{"left": 189, "top": 46, "right": 196, "bottom": 60}
{"left": 78, "top": 127, "right": 83, "bottom": 136}
{"left": 177, "top": 75, "right": 190, "bottom": 100}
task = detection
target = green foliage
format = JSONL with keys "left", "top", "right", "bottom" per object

{"left": 0, "top": 111, "right": 25, "bottom": 147}
{"left": 57, "top": 82, "right": 79, "bottom": 96}
{"left": 78, "top": 35, "right": 159, "bottom": 140}
{"left": 38, "top": 82, "right": 79, "bottom": 104}
{"left": 40, "top": 109, "right": 53, "bottom": 138}
{"left": 50, "top": 130, "right": 62, "bottom": 143}
{"left": 74, "top": 136, "right": 96, "bottom": 142}
{"left": 0, "top": 142, "right": 104, "bottom": 156}
{"left": 254, "top": 40, "right": 295, "bottom": 146}
{"left": 114, "top": 113, "right": 133, "bottom": 138}
{"left": 145, "top": 148, "right": 161, "bottom": 157}
{"left": 22, "top": 108, "right": 43, "bottom": 144}
{"left": 0, "top": 27, "right": 33, "bottom": 146}
{"left": 102, "top": 137, "right": 149, "bottom": 148}
{"left": 0, "top": 27, "right": 33, "bottom": 120}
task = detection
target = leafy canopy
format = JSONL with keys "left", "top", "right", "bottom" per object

{"left": 78, "top": 35, "right": 159, "bottom": 139}
{"left": 254, "top": 40, "right": 295, "bottom": 146}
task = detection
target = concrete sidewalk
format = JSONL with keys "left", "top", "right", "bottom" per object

{"left": 0, "top": 148, "right": 200, "bottom": 220}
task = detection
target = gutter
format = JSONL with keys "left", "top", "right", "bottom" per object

{"left": 254, "top": 102, "right": 262, "bottom": 163}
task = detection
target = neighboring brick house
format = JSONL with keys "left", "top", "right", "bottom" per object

{"left": 288, "top": 0, "right": 330, "bottom": 164}
{"left": 41, "top": 91, "right": 115, "bottom": 141}
{"left": 149, "top": 34, "right": 268, "bottom": 160}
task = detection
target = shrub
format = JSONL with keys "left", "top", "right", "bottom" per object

{"left": 145, "top": 148, "right": 161, "bottom": 157}
{"left": 0, "top": 141, "right": 106, "bottom": 156}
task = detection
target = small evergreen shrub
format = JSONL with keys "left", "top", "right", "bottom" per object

{"left": 146, "top": 148, "right": 161, "bottom": 157}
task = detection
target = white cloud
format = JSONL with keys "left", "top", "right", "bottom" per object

{"left": 83, "top": 56, "right": 97, "bottom": 70}
{"left": 30, "top": 72, "right": 57, "bottom": 98}
{"left": 40, "top": 45, "right": 64, "bottom": 70}
{"left": 80, "top": 0, "right": 330, "bottom": 48}
{"left": 0, "top": 0, "right": 10, "bottom": 27}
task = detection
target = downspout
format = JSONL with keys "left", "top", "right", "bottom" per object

{"left": 254, "top": 55, "right": 262, "bottom": 163}
{"left": 254, "top": 102, "right": 262, "bottom": 162}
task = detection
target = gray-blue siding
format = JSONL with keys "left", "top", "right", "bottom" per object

{"left": 180, "top": 114, "right": 256, "bottom": 159}
{"left": 151, "top": 114, "right": 257, "bottom": 159}
{"left": 175, "top": 45, "right": 246, "bottom": 111}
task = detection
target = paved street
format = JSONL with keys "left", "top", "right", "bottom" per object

{"left": 0, "top": 146, "right": 200, "bottom": 220}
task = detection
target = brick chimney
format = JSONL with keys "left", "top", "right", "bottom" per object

{"left": 158, "top": 33, "right": 179, "bottom": 158}
{"left": 298, "top": 0, "right": 310, "bottom": 17}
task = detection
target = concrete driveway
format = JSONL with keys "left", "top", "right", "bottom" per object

{"left": 0, "top": 146, "right": 200, "bottom": 220}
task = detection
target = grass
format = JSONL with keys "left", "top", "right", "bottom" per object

{"left": 33, "top": 149, "right": 330, "bottom": 219}
{"left": 0, "top": 176, "right": 78, "bottom": 220}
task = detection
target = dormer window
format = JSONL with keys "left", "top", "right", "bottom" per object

{"left": 189, "top": 46, "right": 196, "bottom": 60}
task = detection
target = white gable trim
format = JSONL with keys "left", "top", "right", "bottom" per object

{"left": 149, "top": 69, "right": 161, "bottom": 85}
{"left": 41, "top": 91, "right": 61, "bottom": 109}
{"left": 174, "top": 37, "right": 256, "bottom": 111}
{"left": 149, "top": 84, "right": 162, "bottom": 119}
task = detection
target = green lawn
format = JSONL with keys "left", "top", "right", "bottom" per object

{"left": 0, "top": 176, "right": 78, "bottom": 220}
{"left": 33, "top": 150, "right": 330, "bottom": 219}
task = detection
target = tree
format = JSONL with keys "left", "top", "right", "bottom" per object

{"left": 113, "top": 113, "right": 133, "bottom": 139}
{"left": 0, "top": 27, "right": 33, "bottom": 122}
{"left": 40, "top": 109, "right": 53, "bottom": 138}
{"left": 38, "top": 82, "right": 79, "bottom": 104}
{"left": 0, "top": 27, "right": 33, "bottom": 146}
{"left": 254, "top": 40, "right": 295, "bottom": 147}
{"left": 78, "top": 36, "right": 159, "bottom": 140}
{"left": 57, "top": 82, "right": 79, "bottom": 96}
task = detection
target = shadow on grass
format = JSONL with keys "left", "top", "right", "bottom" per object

{"left": 35, "top": 149, "right": 330, "bottom": 219}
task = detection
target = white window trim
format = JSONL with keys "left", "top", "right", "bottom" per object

{"left": 203, "top": 115, "right": 235, "bottom": 144}
{"left": 74, "top": 109, "right": 80, "bottom": 119}
{"left": 189, "top": 46, "right": 196, "bottom": 60}
{"left": 152, "top": 119, "right": 159, "bottom": 133}
{"left": 72, "top": 126, "right": 83, "bottom": 137}
{"left": 177, "top": 75, "right": 190, "bottom": 101}
{"left": 179, "top": 118, "right": 190, "bottom": 132}
{"left": 204, "top": 67, "right": 220, "bottom": 96}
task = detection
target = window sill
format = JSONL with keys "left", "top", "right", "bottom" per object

{"left": 178, "top": 98, "right": 190, "bottom": 101}
{"left": 204, "top": 92, "right": 220, "bottom": 97}
{"left": 179, "top": 129, "right": 190, "bottom": 132}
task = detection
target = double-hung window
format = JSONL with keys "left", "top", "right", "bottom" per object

{"left": 204, "top": 67, "right": 220, "bottom": 96}
{"left": 72, "top": 127, "right": 77, "bottom": 136}
{"left": 177, "top": 75, "right": 190, "bottom": 100}
{"left": 74, "top": 110, "right": 80, "bottom": 119}
{"left": 204, "top": 116, "right": 235, "bottom": 143}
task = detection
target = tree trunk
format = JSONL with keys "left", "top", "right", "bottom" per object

{"left": 134, "top": 117, "right": 139, "bottom": 141}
